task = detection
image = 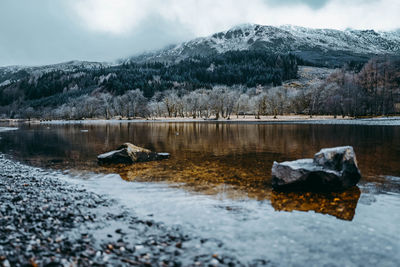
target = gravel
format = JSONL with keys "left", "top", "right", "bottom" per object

{"left": 0, "top": 155, "right": 256, "bottom": 267}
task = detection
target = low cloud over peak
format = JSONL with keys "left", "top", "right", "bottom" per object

{"left": 0, "top": 0, "right": 399, "bottom": 66}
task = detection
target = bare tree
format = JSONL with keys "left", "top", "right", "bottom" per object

{"left": 235, "top": 94, "right": 250, "bottom": 118}
{"left": 162, "top": 90, "right": 179, "bottom": 117}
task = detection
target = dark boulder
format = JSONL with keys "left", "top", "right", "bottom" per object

{"left": 98, "top": 143, "right": 170, "bottom": 165}
{"left": 271, "top": 146, "right": 361, "bottom": 191}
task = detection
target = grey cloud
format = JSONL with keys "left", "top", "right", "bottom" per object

{"left": 0, "top": 0, "right": 193, "bottom": 66}
{"left": 265, "top": 0, "right": 331, "bottom": 9}
{"left": 265, "top": 0, "right": 381, "bottom": 10}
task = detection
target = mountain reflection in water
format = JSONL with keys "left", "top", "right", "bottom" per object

{"left": 0, "top": 122, "right": 399, "bottom": 221}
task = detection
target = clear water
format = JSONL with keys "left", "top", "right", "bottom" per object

{"left": 1, "top": 122, "right": 399, "bottom": 266}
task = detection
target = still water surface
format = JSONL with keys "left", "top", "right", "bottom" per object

{"left": 0, "top": 122, "right": 399, "bottom": 265}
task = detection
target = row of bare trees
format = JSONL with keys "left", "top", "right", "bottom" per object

{"left": 3, "top": 57, "right": 399, "bottom": 120}
{"left": 146, "top": 86, "right": 303, "bottom": 120}
{"left": 50, "top": 89, "right": 147, "bottom": 120}
{"left": 10, "top": 86, "right": 298, "bottom": 120}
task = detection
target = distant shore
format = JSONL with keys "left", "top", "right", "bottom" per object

{"left": 2, "top": 115, "right": 400, "bottom": 126}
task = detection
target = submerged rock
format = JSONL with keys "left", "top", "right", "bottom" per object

{"left": 271, "top": 146, "right": 361, "bottom": 191}
{"left": 97, "top": 143, "right": 170, "bottom": 164}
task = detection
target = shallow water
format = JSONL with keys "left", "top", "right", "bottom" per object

{"left": 1, "top": 122, "right": 399, "bottom": 265}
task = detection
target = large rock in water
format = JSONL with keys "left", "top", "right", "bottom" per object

{"left": 271, "top": 146, "right": 361, "bottom": 191}
{"left": 97, "top": 143, "right": 170, "bottom": 164}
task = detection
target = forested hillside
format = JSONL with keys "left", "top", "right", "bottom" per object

{"left": 0, "top": 51, "right": 299, "bottom": 118}
{"left": 105, "top": 51, "right": 298, "bottom": 96}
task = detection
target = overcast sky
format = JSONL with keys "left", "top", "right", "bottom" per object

{"left": 1, "top": 0, "right": 399, "bottom": 66}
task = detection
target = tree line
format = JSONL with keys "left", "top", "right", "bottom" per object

{"left": 306, "top": 56, "right": 400, "bottom": 117}
{"left": 0, "top": 55, "right": 399, "bottom": 120}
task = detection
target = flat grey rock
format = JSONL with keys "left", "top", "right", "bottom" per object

{"left": 98, "top": 143, "right": 170, "bottom": 164}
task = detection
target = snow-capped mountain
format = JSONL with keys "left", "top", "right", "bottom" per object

{"left": 1, "top": 24, "right": 399, "bottom": 76}
{"left": 133, "top": 24, "right": 400, "bottom": 66}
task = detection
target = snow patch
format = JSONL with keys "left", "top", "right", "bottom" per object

{"left": 0, "top": 127, "right": 18, "bottom": 132}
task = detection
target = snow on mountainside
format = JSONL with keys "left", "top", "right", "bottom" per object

{"left": 0, "top": 60, "right": 110, "bottom": 84}
{"left": 0, "top": 61, "right": 109, "bottom": 79}
{"left": 0, "top": 61, "right": 108, "bottom": 74}
{"left": 134, "top": 24, "right": 400, "bottom": 66}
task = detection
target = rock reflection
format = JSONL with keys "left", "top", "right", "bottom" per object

{"left": 270, "top": 186, "right": 361, "bottom": 221}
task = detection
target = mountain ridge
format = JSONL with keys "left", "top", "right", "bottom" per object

{"left": 130, "top": 24, "right": 400, "bottom": 67}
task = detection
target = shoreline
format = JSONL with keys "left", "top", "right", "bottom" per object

{"left": 2, "top": 115, "right": 400, "bottom": 126}
{"left": 0, "top": 154, "right": 242, "bottom": 266}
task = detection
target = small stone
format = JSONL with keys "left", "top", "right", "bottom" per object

{"left": 210, "top": 258, "right": 219, "bottom": 265}
{"left": 2, "top": 260, "right": 11, "bottom": 267}
{"left": 135, "top": 245, "right": 144, "bottom": 250}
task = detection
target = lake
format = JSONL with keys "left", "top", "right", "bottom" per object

{"left": 1, "top": 121, "right": 399, "bottom": 266}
